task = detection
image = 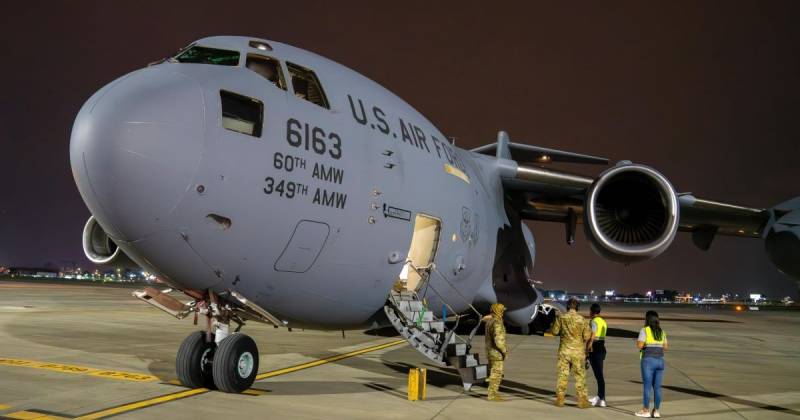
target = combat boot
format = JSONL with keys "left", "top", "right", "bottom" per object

{"left": 554, "top": 395, "right": 565, "bottom": 407}
{"left": 577, "top": 397, "right": 592, "bottom": 409}
{"left": 488, "top": 395, "right": 505, "bottom": 402}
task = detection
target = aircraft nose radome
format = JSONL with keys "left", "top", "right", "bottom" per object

{"left": 70, "top": 67, "right": 205, "bottom": 241}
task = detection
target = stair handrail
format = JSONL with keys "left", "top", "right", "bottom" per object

{"left": 398, "top": 263, "right": 476, "bottom": 350}
{"left": 426, "top": 264, "right": 484, "bottom": 319}
{"left": 404, "top": 262, "right": 463, "bottom": 320}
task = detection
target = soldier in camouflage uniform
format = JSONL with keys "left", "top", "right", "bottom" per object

{"left": 551, "top": 298, "right": 592, "bottom": 408}
{"left": 484, "top": 303, "right": 508, "bottom": 401}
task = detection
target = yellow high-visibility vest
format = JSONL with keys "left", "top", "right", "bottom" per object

{"left": 593, "top": 316, "right": 607, "bottom": 340}
{"left": 640, "top": 326, "right": 667, "bottom": 359}
{"left": 644, "top": 326, "right": 666, "bottom": 345}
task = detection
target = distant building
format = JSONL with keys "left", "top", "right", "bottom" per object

{"left": 7, "top": 267, "right": 60, "bottom": 278}
{"left": 654, "top": 289, "right": 678, "bottom": 302}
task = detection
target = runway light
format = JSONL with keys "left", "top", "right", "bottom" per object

{"left": 736, "top": 306, "right": 743, "bottom": 311}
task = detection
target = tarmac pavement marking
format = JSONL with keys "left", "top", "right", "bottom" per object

{"left": 0, "top": 404, "right": 10, "bottom": 410}
{"left": 4, "top": 410, "right": 70, "bottom": 419}
{"left": 74, "top": 389, "right": 209, "bottom": 420}
{"left": 0, "top": 358, "right": 158, "bottom": 382}
{"left": 67, "top": 339, "right": 406, "bottom": 419}
{"left": 255, "top": 339, "right": 406, "bottom": 380}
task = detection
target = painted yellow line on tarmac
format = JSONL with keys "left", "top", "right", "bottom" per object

{"left": 0, "top": 403, "right": 11, "bottom": 410}
{"left": 70, "top": 339, "right": 406, "bottom": 419}
{"left": 5, "top": 410, "right": 70, "bottom": 419}
{"left": 74, "top": 388, "right": 209, "bottom": 420}
{"left": 0, "top": 357, "right": 158, "bottom": 382}
{"left": 255, "top": 339, "right": 406, "bottom": 380}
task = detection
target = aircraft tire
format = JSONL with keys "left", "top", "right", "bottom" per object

{"left": 176, "top": 331, "right": 216, "bottom": 389}
{"left": 212, "top": 333, "right": 259, "bottom": 393}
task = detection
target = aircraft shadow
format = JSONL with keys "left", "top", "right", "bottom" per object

{"left": 606, "top": 327, "right": 639, "bottom": 339}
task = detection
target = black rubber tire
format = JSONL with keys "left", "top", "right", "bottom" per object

{"left": 176, "top": 331, "right": 216, "bottom": 389}
{"left": 212, "top": 333, "right": 259, "bottom": 393}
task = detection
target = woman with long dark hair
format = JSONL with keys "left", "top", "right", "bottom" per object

{"left": 635, "top": 310, "right": 668, "bottom": 418}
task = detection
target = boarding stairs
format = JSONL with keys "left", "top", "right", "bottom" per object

{"left": 383, "top": 266, "right": 488, "bottom": 391}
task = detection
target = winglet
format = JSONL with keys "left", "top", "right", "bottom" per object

{"left": 496, "top": 131, "right": 512, "bottom": 160}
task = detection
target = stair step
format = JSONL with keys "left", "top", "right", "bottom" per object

{"left": 448, "top": 353, "right": 480, "bottom": 368}
{"left": 397, "top": 300, "right": 424, "bottom": 312}
{"left": 446, "top": 343, "right": 468, "bottom": 357}
{"left": 420, "top": 321, "right": 445, "bottom": 333}
{"left": 458, "top": 364, "right": 488, "bottom": 382}
{"left": 408, "top": 311, "right": 434, "bottom": 322}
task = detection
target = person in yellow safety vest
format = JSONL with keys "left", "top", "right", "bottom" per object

{"left": 585, "top": 303, "right": 607, "bottom": 407}
{"left": 635, "top": 310, "right": 669, "bottom": 418}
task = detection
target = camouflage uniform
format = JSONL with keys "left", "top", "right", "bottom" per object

{"left": 485, "top": 303, "right": 507, "bottom": 401}
{"left": 551, "top": 308, "right": 591, "bottom": 406}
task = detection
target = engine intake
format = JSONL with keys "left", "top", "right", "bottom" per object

{"left": 584, "top": 164, "right": 679, "bottom": 263}
{"left": 82, "top": 216, "right": 135, "bottom": 267}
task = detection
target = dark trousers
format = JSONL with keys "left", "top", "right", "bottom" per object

{"left": 588, "top": 341, "right": 606, "bottom": 400}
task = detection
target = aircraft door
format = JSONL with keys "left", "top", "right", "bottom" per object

{"left": 398, "top": 214, "right": 441, "bottom": 291}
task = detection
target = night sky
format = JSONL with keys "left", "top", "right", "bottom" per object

{"left": 1, "top": 1, "right": 798, "bottom": 298}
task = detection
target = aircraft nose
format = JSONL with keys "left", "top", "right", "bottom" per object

{"left": 70, "top": 67, "right": 206, "bottom": 241}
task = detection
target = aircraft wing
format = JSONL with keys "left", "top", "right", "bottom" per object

{"left": 472, "top": 141, "right": 609, "bottom": 165}
{"left": 477, "top": 131, "right": 799, "bottom": 277}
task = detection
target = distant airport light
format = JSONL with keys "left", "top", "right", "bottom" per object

{"left": 604, "top": 290, "right": 615, "bottom": 297}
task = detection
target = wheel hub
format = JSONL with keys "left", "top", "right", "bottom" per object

{"left": 237, "top": 351, "right": 254, "bottom": 378}
{"left": 200, "top": 347, "right": 213, "bottom": 373}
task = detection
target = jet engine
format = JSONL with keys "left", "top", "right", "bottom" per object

{"left": 82, "top": 216, "right": 136, "bottom": 267}
{"left": 764, "top": 200, "right": 800, "bottom": 279}
{"left": 584, "top": 163, "right": 679, "bottom": 264}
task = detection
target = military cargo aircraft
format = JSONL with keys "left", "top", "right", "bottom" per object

{"left": 70, "top": 36, "right": 800, "bottom": 393}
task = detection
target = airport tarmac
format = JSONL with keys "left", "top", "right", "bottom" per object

{"left": 0, "top": 281, "right": 798, "bottom": 419}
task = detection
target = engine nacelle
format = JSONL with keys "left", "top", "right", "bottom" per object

{"left": 82, "top": 216, "right": 136, "bottom": 267}
{"left": 584, "top": 163, "right": 679, "bottom": 264}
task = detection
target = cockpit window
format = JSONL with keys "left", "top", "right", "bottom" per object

{"left": 287, "top": 62, "right": 329, "bottom": 109}
{"left": 246, "top": 55, "right": 286, "bottom": 90}
{"left": 176, "top": 46, "right": 240, "bottom": 66}
{"left": 220, "top": 91, "right": 263, "bottom": 137}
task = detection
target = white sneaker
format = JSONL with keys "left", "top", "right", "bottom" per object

{"left": 634, "top": 409, "right": 651, "bottom": 417}
{"left": 653, "top": 409, "right": 661, "bottom": 418}
{"left": 589, "top": 396, "right": 599, "bottom": 406}
{"left": 599, "top": 399, "right": 607, "bottom": 407}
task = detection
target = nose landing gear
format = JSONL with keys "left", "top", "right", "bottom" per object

{"left": 133, "top": 287, "right": 279, "bottom": 393}
{"left": 172, "top": 291, "right": 264, "bottom": 393}
{"left": 176, "top": 330, "right": 260, "bottom": 393}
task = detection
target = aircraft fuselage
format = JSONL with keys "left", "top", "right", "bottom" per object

{"left": 71, "top": 36, "right": 515, "bottom": 329}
